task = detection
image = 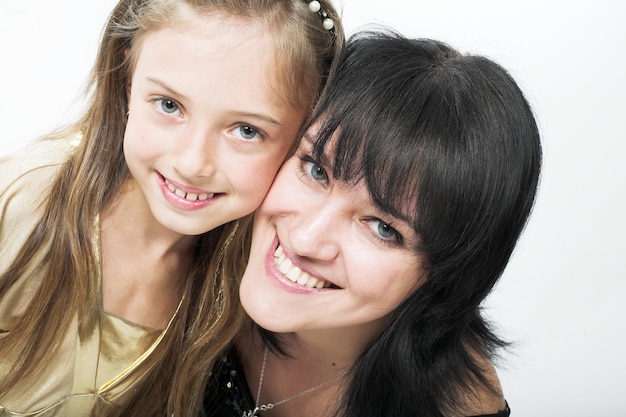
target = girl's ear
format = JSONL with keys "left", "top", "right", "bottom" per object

{"left": 124, "top": 48, "right": 132, "bottom": 105}
{"left": 125, "top": 78, "right": 132, "bottom": 117}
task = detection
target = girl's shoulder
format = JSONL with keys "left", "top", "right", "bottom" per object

{"left": 0, "top": 136, "right": 79, "bottom": 270}
{"left": 0, "top": 136, "right": 78, "bottom": 193}
{"left": 0, "top": 136, "right": 78, "bottom": 207}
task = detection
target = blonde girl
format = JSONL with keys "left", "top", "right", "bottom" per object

{"left": 0, "top": 0, "right": 343, "bottom": 416}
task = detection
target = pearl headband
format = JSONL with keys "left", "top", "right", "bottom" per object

{"left": 307, "top": 1, "right": 336, "bottom": 36}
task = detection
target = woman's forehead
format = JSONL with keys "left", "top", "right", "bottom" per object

{"left": 302, "top": 124, "right": 419, "bottom": 232}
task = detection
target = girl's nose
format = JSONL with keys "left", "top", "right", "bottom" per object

{"left": 173, "top": 128, "right": 216, "bottom": 178}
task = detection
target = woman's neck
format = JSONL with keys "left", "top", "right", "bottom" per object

{"left": 283, "top": 330, "right": 364, "bottom": 372}
{"left": 235, "top": 327, "right": 377, "bottom": 417}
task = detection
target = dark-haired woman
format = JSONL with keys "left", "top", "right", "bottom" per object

{"left": 205, "top": 29, "right": 540, "bottom": 417}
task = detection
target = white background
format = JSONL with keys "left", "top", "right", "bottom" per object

{"left": 1, "top": 1, "right": 625, "bottom": 415}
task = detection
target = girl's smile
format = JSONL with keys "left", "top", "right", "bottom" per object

{"left": 123, "top": 12, "right": 306, "bottom": 237}
{"left": 157, "top": 172, "right": 219, "bottom": 211}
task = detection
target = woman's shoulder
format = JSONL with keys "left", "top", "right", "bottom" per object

{"left": 468, "top": 401, "right": 511, "bottom": 417}
{"left": 456, "top": 353, "right": 510, "bottom": 417}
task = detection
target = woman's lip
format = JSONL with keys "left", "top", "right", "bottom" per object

{"left": 264, "top": 236, "right": 317, "bottom": 294}
{"left": 264, "top": 235, "right": 339, "bottom": 293}
{"left": 277, "top": 242, "right": 327, "bottom": 281}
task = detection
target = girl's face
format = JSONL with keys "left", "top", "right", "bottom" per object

{"left": 239, "top": 129, "right": 424, "bottom": 342}
{"left": 123, "top": 12, "right": 305, "bottom": 236}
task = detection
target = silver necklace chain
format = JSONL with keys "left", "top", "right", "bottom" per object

{"left": 242, "top": 346, "right": 349, "bottom": 417}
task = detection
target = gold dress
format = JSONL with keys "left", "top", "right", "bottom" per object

{"left": 0, "top": 138, "right": 177, "bottom": 416}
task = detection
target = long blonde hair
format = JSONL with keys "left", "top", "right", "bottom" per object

{"left": 0, "top": 0, "right": 343, "bottom": 415}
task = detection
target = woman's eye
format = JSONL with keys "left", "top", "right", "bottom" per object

{"left": 233, "top": 125, "right": 261, "bottom": 141}
{"left": 305, "top": 160, "right": 328, "bottom": 183}
{"left": 156, "top": 98, "right": 180, "bottom": 115}
{"left": 368, "top": 218, "right": 401, "bottom": 243}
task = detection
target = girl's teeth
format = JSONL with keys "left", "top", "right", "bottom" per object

{"left": 165, "top": 179, "right": 213, "bottom": 201}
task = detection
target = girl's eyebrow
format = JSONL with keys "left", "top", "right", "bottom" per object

{"left": 146, "top": 76, "right": 189, "bottom": 102}
{"left": 145, "top": 76, "right": 282, "bottom": 126}
{"left": 233, "top": 112, "right": 282, "bottom": 127}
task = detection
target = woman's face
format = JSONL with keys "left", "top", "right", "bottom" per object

{"left": 239, "top": 128, "right": 425, "bottom": 340}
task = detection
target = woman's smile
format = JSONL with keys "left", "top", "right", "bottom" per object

{"left": 273, "top": 244, "right": 334, "bottom": 289}
{"left": 240, "top": 148, "right": 422, "bottom": 335}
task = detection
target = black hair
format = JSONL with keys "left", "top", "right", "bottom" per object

{"left": 306, "top": 29, "right": 542, "bottom": 417}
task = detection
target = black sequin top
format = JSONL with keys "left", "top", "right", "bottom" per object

{"left": 201, "top": 348, "right": 511, "bottom": 417}
{"left": 202, "top": 348, "right": 255, "bottom": 417}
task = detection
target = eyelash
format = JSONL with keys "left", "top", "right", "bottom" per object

{"left": 296, "top": 152, "right": 404, "bottom": 246}
{"left": 151, "top": 96, "right": 182, "bottom": 117}
{"left": 363, "top": 218, "right": 403, "bottom": 246}
{"left": 297, "top": 153, "right": 328, "bottom": 185}
{"left": 231, "top": 124, "right": 266, "bottom": 142}
{"left": 149, "top": 97, "right": 266, "bottom": 142}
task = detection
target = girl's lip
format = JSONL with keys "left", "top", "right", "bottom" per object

{"left": 156, "top": 172, "right": 219, "bottom": 210}
{"left": 158, "top": 172, "right": 214, "bottom": 194}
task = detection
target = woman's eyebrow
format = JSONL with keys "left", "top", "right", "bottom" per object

{"left": 379, "top": 208, "right": 412, "bottom": 230}
{"left": 302, "top": 131, "right": 332, "bottom": 167}
{"left": 302, "top": 131, "right": 315, "bottom": 145}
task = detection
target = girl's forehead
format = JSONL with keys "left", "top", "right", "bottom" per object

{"left": 132, "top": 14, "right": 278, "bottom": 84}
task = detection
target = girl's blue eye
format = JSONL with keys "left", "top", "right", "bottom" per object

{"left": 158, "top": 98, "right": 179, "bottom": 114}
{"left": 305, "top": 160, "right": 328, "bottom": 183}
{"left": 236, "top": 125, "right": 260, "bottom": 140}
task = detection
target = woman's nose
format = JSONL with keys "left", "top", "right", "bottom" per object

{"left": 287, "top": 200, "right": 341, "bottom": 262}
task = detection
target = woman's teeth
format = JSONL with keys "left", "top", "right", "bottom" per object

{"left": 165, "top": 179, "right": 213, "bottom": 201}
{"left": 274, "top": 245, "right": 331, "bottom": 289}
